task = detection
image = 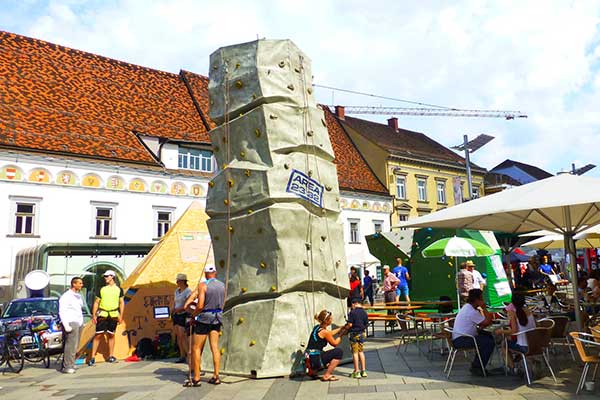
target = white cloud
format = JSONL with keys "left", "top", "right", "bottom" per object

{"left": 6, "top": 0, "right": 600, "bottom": 175}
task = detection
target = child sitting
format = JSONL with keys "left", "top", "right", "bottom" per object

{"left": 345, "top": 297, "right": 369, "bottom": 378}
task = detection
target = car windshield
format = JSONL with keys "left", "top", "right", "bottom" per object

{"left": 2, "top": 300, "right": 58, "bottom": 318}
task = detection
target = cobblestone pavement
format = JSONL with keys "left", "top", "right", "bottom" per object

{"left": 0, "top": 328, "right": 597, "bottom": 400}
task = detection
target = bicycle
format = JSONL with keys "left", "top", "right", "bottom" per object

{"left": 19, "top": 315, "right": 51, "bottom": 368}
{"left": 0, "top": 321, "right": 25, "bottom": 373}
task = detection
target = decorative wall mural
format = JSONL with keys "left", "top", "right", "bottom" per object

{"left": 350, "top": 200, "right": 360, "bottom": 209}
{"left": 28, "top": 168, "right": 51, "bottom": 183}
{"left": 106, "top": 175, "right": 125, "bottom": 190}
{"left": 0, "top": 165, "right": 23, "bottom": 181}
{"left": 170, "top": 182, "right": 187, "bottom": 195}
{"left": 128, "top": 178, "right": 147, "bottom": 192}
{"left": 372, "top": 202, "right": 382, "bottom": 211}
{"left": 362, "top": 201, "right": 370, "bottom": 210}
{"left": 82, "top": 173, "right": 102, "bottom": 188}
{"left": 150, "top": 180, "right": 167, "bottom": 194}
{"left": 56, "top": 170, "right": 77, "bottom": 185}
{"left": 190, "top": 184, "right": 204, "bottom": 197}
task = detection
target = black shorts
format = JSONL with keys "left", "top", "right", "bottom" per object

{"left": 172, "top": 313, "right": 188, "bottom": 328}
{"left": 96, "top": 317, "right": 118, "bottom": 334}
{"left": 192, "top": 322, "right": 221, "bottom": 335}
{"left": 321, "top": 347, "right": 343, "bottom": 365}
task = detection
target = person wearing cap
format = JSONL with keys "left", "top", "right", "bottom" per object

{"left": 382, "top": 265, "right": 400, "bottom": 304}
{"left": 183, "top": 264, "right": 224, "bottom": 387}
{"left": 89, "top": 270, "right": 124, "bottom": 366}
{"left": 457, "top": 261, "right": 475, "bottom": 305}
{"left": 172, "top": 273, "right": 192, "bottom": 363}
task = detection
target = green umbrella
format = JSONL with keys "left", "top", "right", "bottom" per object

{"left": 422, "top": 236, "right": 496, "bottom": 258}
{"left": 422, "top": 236, "right": 495, "bottom": 306}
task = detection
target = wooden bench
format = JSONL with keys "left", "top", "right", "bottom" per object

{"left": 367, "top": 314, "right": 397, "bottom": 337}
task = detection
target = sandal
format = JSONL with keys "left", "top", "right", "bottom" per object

{"left": 183, "top": 379, "right": 201, "bottom": 387}
{"left": 320, "top": 375, "right": 339, "bottom": 381}
{"left": 208, "top": 376, "right": 221, "bottom": 385}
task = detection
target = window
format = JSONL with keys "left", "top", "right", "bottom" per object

{"left": 417, "top": 178, "right": 427, "bottom": 201}
{"left": 156, "top": 211, "right": 172, "bottom": 238}
{"left": 395, "top": 176, "right": 406, "bottom": 199}
{"left": 349, "top": 219, "right": 360, "bottom": 243}
{"left": 9, "top": 196, "right": 41, "bottom": 237}
{"left": 15, "top": 203, "right": 35, "bottom": 235}
{"left": 91, "top": 202, "right": 117, "bottom": 239}
{"left": 398, "top": 214, "right": 409, "bottom": 231}
{"left": 373, "top": 220, "right": 384, "bottom": 233}
{"left": 178, "top": 147, "right": 214, "bottom": 172}
{"left": 436, "top": 181, "right": 446, "bottom": 204}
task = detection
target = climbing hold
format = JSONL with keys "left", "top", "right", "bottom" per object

{"left": 294, "top": 67, "right": 301, "bottom": 73}
{"left": 213, "top": 65, "right": 218, "bottom": 70}
{"left": 222, "top": 136, "right": 228, "bottom": 143}
{"left": 210, "top": 99, "right": 214, "bottom": 105}
{"left": 321, "top": 209, "right": 326, "bottom": 215}
{"left": 332, "top": 277, "right": 337, "bottom": 282}
{"left": 250, "top": 340, "right": 256, "bottom": 346}
{"left": 255, "top": 128, "right": 261, "bottom": 137}
{"left": 228, "top": 226, "right": 234, "bottom": 233}
{"left": 251, "top": 93, "right": 257, "bottom": 100}
{"left": 257, "top": 227, "right": 263, "bottom": 234}
{"left": 284, "top": 163, "right": 290, "bottom": 169}
{"left": 223, "top": 199, "right": 229, "bottom": 205}
{"left": 308, "top": 170, "right": 313, "bottom": 177}
{"left": 287, "top": 84, "right": 295, "bottom": 91}
{"left": 303, "top": 260, "right": 309, "bottom": 266}
{"left": 307, "top": 87, "right": 313, "bottom": 95}
{"left": 209, "top": 181, "right": 215, "bottom": 188}
{"left": 219, "top": 331, "right": 223, "bottom": 336}
{"left": 325, "top": 185, "right": 332, "bottom": 191}
{"left": 307, "top": 130, "right": 314, "bottom": 137}
{"left": 235, "top": 62, "right": 240, "bottom": 69}
{"left": 321, "top": 119, "right": 326, "bottom": 126}
{"left": 235, "top": 80, "right": 244, "bottom": 89}
{"left": 214, "top": 235, "right": 220, "bottom": 241}
{"left": 223, "top": 163, "right": 229, "bottom": 169}
{"left": 220, "top": 348, "right": 225, "bottom": 354}
{"left": 305, "top": 243, "right": 311, "bottom": 250}
{"left": 244, "top": 169, "right": 251, "bottom": 177}
{"left": 247, "top": 209, "right": 253, "bottom": 214}
{"left": 278, "top": 60, "right": 285, "bottom": 68}
{"left": 400, "top": 236, "right": 404, "bottom": 240}
{"left": 219, "top": 260, "right": 225, "bottom": 268}
{"left": 269, "top": 114, "right": 278, "bottom": 120}
{"left": 232, "top": 253, "right": 237, "bottom": 258}
{"left": 448, "top": 262, "right": 453, "bottom": 267}
{"left": 260, "top": 262, "right": 267, "bottom": 269}
{"left": 228, "top": 179, "right": 234, "bottom": 187}
{"left": 238, "top": 317, "right": 245, "bottom": 324}
{"left": 241, "top": 288, "right": 247, "bottom": 293}
{"left": 270, "top": 286, "right": 277, "bottom": 292}
{"left": 240, "top": 151, "right": 246, "bottom": 158}
{"left": 320, "top": 235, "right": 326, "bottom": 241}
{"left": 214, "top": 145, "right": 220, "bottom": 152}
{"left": 447, "top": 274, "right": 451, "bottom": 279}
{"left": 335, "top": 260, "right": 341, "bottom": 267}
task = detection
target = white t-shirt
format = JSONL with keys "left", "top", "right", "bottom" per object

{"left": 472, "top": 269, "right": 486, "bottom": 289}
{"left": 452, "top": 304, "right": 485, "bottom": 340}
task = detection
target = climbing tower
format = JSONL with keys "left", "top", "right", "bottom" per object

{"left": 206, "top": 40, "right": 350, "bottom": 377}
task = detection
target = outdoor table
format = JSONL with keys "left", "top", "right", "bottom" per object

{"left": 367, "top": 305, "right": 422, "bottom": 311}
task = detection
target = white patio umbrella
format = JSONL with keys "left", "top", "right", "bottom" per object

{"left": 395, "top": 173, "right": 600, "bottom": 328}
{"left": 522, "top": 225, "right": 600, "bottom": 250}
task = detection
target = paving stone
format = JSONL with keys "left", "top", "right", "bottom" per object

{"left": 444, "top": 387, "right": 499, "bottom": 397}
{"left": 395, "top": 389, "right": 449, "bottom": 399}
{"left": 262, "top": 379, "right": 301, "bottom": 400}
{"left": 375, "top": 383, "right": 424, "bottom": 392}
{"left": 328, "top": 384, "right": 376, "bottom": 394}
{"left": 346, "top": 392, "right": 397, "bottom": 400}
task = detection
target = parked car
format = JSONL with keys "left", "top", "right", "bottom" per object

{"left": 0, "top": 297, "right": 63, "bottom": 353}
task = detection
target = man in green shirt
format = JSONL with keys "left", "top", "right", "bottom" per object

{"left": 89, "top": 270, "right": 124, "bottom": 365}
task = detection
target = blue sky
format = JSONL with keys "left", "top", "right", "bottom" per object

{"left": 2, "top": 0, "right": 600, "bottom": 176}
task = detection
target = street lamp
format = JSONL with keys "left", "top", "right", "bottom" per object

{"left": 451, "top": 134, "right": 494, "bottom": 200}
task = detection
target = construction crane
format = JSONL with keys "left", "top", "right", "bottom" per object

{"left": 329, "top": 105, "right": 527, "bottom": 120}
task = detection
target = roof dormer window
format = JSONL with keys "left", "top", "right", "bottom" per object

{"left": 178, "top": 147, "right": 214, "bottom": 172}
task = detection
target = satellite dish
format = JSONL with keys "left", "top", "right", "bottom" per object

{"left": 24, "top": 270, "right": 50, "bottom": 298}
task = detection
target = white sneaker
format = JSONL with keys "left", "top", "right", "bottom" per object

{"left": 62, "top": 368, "right": 76, "bottom": 374}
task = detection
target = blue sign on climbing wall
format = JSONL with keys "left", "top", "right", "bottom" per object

{"left": 286, "top": 169, "right": 324, "bottom": 207}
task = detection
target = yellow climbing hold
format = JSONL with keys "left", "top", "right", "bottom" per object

{"left": 250, "top": 340, "right": 256, "bottom": 346}
{"left": 223, "top": 199, "right": 229, "bottom": 205}
{"left": 240, "top": 151, "right": 246, "bottom": 158}
{"left": 220, "top": 348, "right": 225, "bottom": 354}
{"left": 219, "top": 260, "right": 225, "bottom": 268}
{"left": 209, "top": 181, "right": 215, "bottom": 188}
{"left": 241, "top": 288, "right": 247, "bottom": 293}
{"left": 270, "top": 286, "right": 277, "bottom": 292}
{"left": 247, "top": 209, "right": 253, "bottom": 214}
{"left": 260, "top": 262, "right": 267, "bottom": 269}
{"left": 255, "top": 128, "right": 261, "bottom": 137}
{"left": 244, "top": 169, "right": 251, "bottom": 177}
{"left": 228, "top": 226, "right": 234, "bottom": 233}
{"left": 235, "top": 80, "right": 243, "bottom": 89}
{"left": 227, "top": 179, "right": 234, "bottom": 187}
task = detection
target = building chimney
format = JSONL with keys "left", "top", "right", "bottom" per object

{"left": 387, "top": 117, "right": 398, "bottom": 131}
{"left": 335, "top": 106, "right": 345, "bottom": 120}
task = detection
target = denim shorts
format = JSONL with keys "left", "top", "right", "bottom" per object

{"left": 396, "top": 285, "right": 409, "bottom": 297}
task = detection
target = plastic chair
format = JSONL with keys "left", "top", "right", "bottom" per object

{"left": 540, "top": 316, "right": 575, "bottom": 360}
{"left": 569, "top": 332, "right": 600, "bottom": 395}
{"left": 428, "top": 316, "right": 455, "bottom": 358}
{"left": 443, "top": 327, "right": 487, "bottom": 378}
{"left": 507, "top": 321, "right": 557, "bottom": 385}
{"left": 395, "top": 313, "right": 430, "bottom": 356}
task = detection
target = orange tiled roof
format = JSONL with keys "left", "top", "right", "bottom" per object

{"left": 0, "top": 31, "right": 211, "bottom": 165}
{"left": 0, "top": 31, "right": 389, "bottom": 196}
{"left": 322, "top": 106, "right": 388, "bottom": 195}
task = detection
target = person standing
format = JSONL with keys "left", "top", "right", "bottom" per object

{"left": 183, "top": 265, "right": 225, "bottom": 387}
{"left": 59, "top": 277, "right": 84, "bottom": 374}
{"left": 471, "top": 264, "right": 487, "bottom": 291}
{"left": 452, "top": 289, "right": 495, "bottom": 376}
{"left": 347, "top": 267, "right": 363, "bottom": 309}
{"left": 89, "top": 270, "right": 124, "bottom": 365}
{"left": 363, "top": 270, "right": 374, "bottom": 306}
{"left": 345, "top": 298, "right": 369, "bottom": 379}
{"left": 382, "top": 265, "right": 400, "bottom": 305}
{"left": 172, "top": 273, "right": 192, "bottom": 363}
{"left": 457, "top": 261, "right": 475, "bottom": 305}
{"left": 392, "top": 258, "right": 411, "bottom": 302}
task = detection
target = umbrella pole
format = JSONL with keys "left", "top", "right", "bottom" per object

{"left": 565, "top": 232, "right": 582, "bottom": 329}
{"left": 455, "top": 258, "right": 460, "bottom": 309}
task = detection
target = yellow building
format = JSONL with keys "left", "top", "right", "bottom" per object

{"left": 332, "top": 107, "right": 486, "bottom": 227}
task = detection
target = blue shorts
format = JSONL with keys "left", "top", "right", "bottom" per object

{"left": 396, "top": 285, "right": 409, "bottom": 297}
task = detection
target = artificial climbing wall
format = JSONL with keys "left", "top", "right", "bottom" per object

{"left": 206, "top": 39, "right": 350, "bottom": 377}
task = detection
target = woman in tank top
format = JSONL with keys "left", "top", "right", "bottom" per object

{"left": 305, "top": 309, "right": 346, "bottom": 381}
{"left": 495, "top": 294, "right": 536, "bottom": 370}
